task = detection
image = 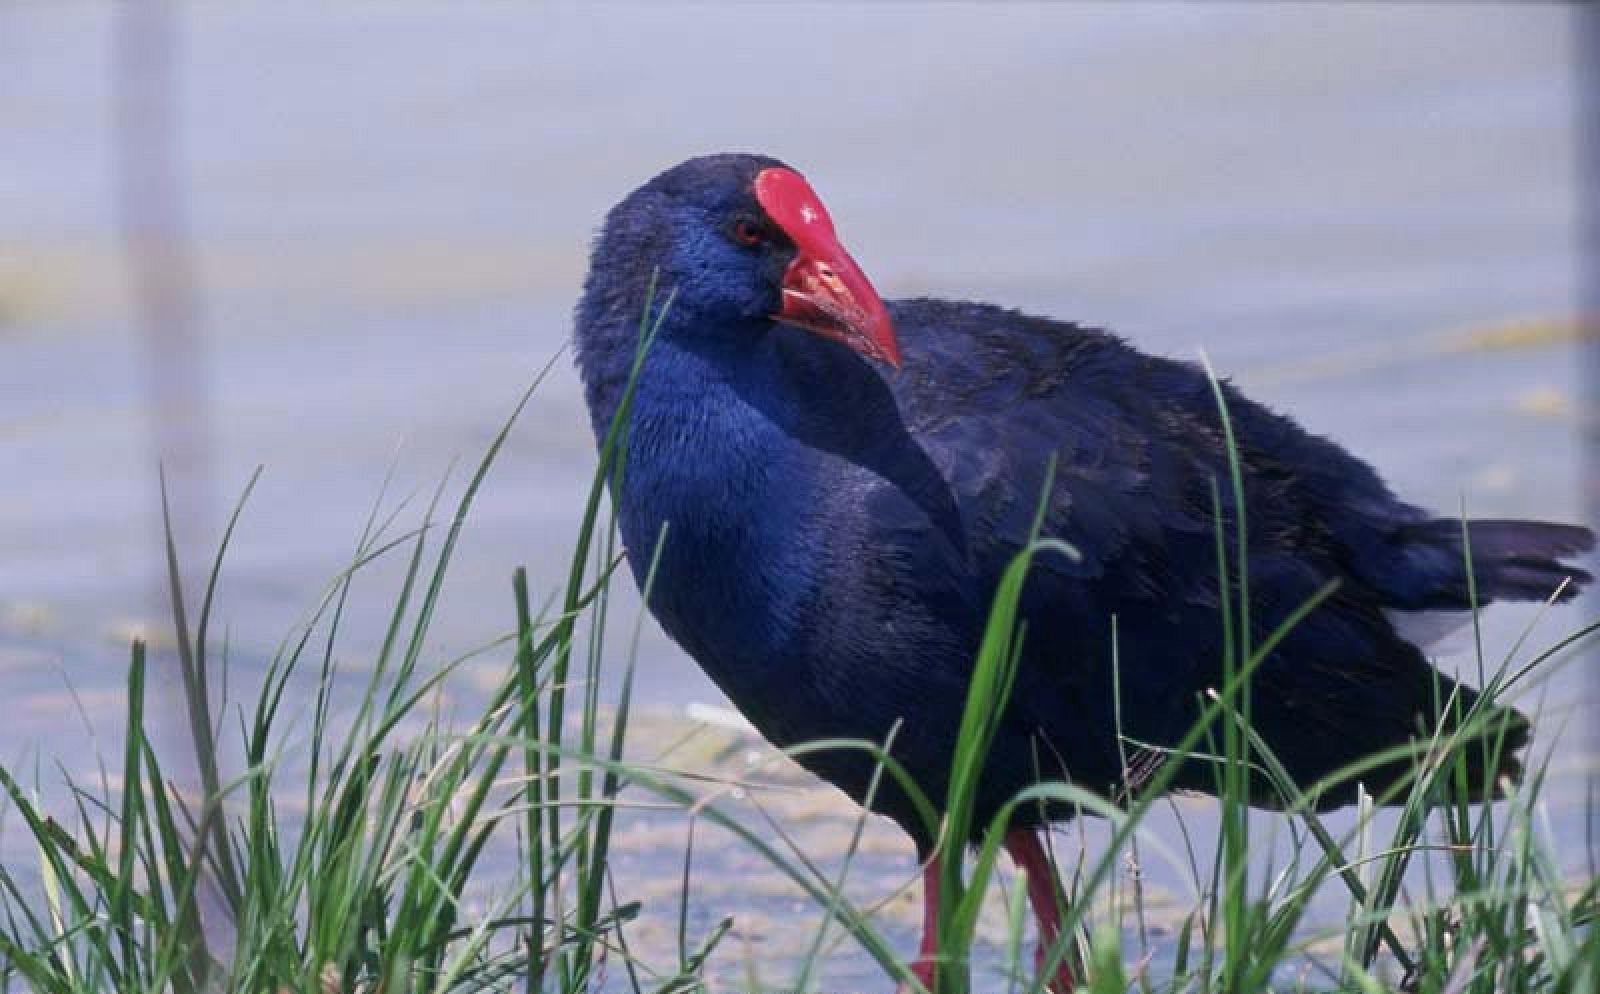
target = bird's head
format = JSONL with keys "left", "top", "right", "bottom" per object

{"left": 580, "top": 154, "right": 899, "bottom": 367}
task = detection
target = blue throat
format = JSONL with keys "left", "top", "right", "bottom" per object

{"left": 590, "top": 316, "right": 828, "bottom": 692}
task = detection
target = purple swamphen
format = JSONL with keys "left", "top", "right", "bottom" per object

{"left": 572, "top": 154, "right": 1592, "bottom": 991}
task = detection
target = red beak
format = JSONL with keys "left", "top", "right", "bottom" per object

{"left": 754, "top": 168, "right": 900, "bottom": 368}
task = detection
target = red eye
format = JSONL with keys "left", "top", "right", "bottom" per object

{"left": 732, "top": 218, "right": 764, "bottom": 246}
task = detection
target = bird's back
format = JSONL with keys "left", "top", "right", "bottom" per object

{"left": 817, "top": 298, "right": 1588, "bottom": 817}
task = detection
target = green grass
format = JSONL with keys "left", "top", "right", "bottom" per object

{"left": 1, "top": 306, "right": 1596, "bottom": 992}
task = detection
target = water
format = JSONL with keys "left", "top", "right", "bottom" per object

{"left": 0, "top": 4, "right": 1592, "bottom": 988}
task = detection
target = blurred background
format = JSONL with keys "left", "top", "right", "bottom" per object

{"left": 2, "top": 3, "right": 1595, "bottom": 988}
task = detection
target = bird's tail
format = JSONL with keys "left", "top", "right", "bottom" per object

{"left": 1387, "top": 518, "right": 1593, "bottom": 610}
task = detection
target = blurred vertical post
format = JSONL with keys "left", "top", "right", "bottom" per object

{"left": 114, "top": 0, "right": 215, "bottom": 550}
{"left": 113, "top": 0, "right": 226, "bottom": 965}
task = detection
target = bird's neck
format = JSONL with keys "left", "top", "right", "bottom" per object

{"left": 583, "top": 315, "right": 829, "bottom": 681}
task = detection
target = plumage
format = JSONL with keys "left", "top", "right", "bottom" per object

{"left": 572, "top": 154, "right": 1592, "bottom": 989}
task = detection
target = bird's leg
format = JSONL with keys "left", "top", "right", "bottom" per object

{"left": 903, "top": 859, "right": 941, "bottom": 992}
{"left": 1003, "top": 828, "right": 1077, "bottom": 993}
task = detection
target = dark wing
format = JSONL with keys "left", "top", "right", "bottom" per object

{"left": 881, "top": 299, "right": 1584, "bottom": 805}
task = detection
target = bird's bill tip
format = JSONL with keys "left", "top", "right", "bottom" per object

{"left": 776, "top": 265, "right": 900, "bottom": 368}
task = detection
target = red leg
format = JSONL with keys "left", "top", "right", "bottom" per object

{"left": 1003, "top": 828, "right": 1076, "bottom": 993}
{"left": 902, "top": 859, "right": 941, "bottom": 992}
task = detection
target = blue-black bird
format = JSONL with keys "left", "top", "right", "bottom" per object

{"left": 572, "top": 154, "right": 1592, "bottom": 991}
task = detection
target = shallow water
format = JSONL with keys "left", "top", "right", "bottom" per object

{"left": 1, "top": 3, "right": 1594, "bottom": 989}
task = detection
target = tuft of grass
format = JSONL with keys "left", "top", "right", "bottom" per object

{"left": 0, "top": 295, "right": 668, "bottom": 994}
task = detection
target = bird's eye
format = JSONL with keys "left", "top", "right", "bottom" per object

{"left": 731, "top": 218, "right": 765, "bottom": 247}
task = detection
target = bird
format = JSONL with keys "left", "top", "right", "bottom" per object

{"left": 571, "top": 153, "right": 1593, "bottom": 992}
